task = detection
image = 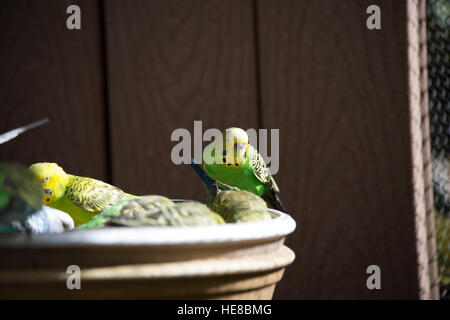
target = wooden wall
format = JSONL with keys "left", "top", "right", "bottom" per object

{"left": 0, "top": 0, "right": 437, "bottom": 299}
{"left": 0, "top": 0, "right": 108, "bottom": 180}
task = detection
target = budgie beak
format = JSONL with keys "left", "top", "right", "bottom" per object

{"left": 223, "top": 142, "right": 247, "bottom": 166}
{"left": 233, "top": 143, "right": 247, "bottom": 164}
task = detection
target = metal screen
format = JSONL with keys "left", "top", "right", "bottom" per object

{"left": 426, "top": 0, "right": 450, "bottom": 300}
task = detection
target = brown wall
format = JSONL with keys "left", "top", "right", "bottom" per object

{"left": 0, "top": 0, "right": 435, "bottom": 298}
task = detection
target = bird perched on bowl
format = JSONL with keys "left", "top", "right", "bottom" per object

{"left": 0, "top": 162, "right": 74, "bottom": 233}
{"left": 78, "top": 195, "right": 224, "bottom": 228}
{"left": 29, "top": 162, "right": 132, "bottom": 226}
{"left": 107, "top": 201, "right": 225, "bottom": 227}
{"left": 77, "top": 195, "right": 175, "bottom": 229}
{"left": 202, "top": 127, "right": 286, "bottom": 212}
{"left": 191, "top": 160, "right": 271, "bottom": 223}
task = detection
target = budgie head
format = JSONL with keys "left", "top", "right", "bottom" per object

{"left": 0, "top": 163, "right": 43, "bottom": 220}
{"left": 29, "top": 163, "right": 69, "bottom": 205}
{"left": 221, "top": 127, "right": 249, "bottom": 167}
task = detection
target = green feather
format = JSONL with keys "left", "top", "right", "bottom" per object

{"left": 77, "top": 195, "right": 174, "bottom": 229}
{"left": 210, "top": 189, "right": 271, "bottom": 223}
{"left": 107, "top": 201, "right": 224, "bottom": 227}
{"left": 0, "top": 163, "right": 44, "bottom": 230}
{"left": 79, "top": 196, "right": 224, "bottom": 228}
{"left": 0, "top": 163, "right": 42, "bottom": 212}
{"left": 204, "top": 150, "right": 266, "bottom": 196}
{"left": 0, "top": 190, "right": 9, "bottom": 212}
{"left": 0, "top": 174, "right": 10, "bottom": 211}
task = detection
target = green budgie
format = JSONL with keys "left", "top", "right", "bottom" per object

{"left": 77, "top": 195, "right": 175, "bottom": 229}
{"left": 202, "top": 127, "right": 286, "bottom": 212}
{"left": 107, "top": 201, "right": 225, "bottom": 227}
{"left": 78, "top": 195, "right": 224, "bottom": 228}
{"left": 29, "top": 162, "right": 132, "bottom": 226}
{"left": 0, "top": 163, "right": 42, "bottom": 223}
{"left": 191, "top": 160, "right": 271, "bottom": 223}
{"left": 211, "top": 190, "right": 271, "bottom": 223}
{"left": 0, "top": 163, "right": 74, "bottom": 233}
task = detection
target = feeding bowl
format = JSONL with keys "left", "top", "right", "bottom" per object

{"left": 0, "top": 206, "right": 296, "bottom": 299}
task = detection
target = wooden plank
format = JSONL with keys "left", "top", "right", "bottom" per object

{"left": 257, "top": 0, "right": 424, "bottom": 298}
{"left": 0, "top": 0, "right": 108, "bottom": 180}
{"left": 104, "top": 0, "right": 258, "bottom": 198}
{"left": 418, "top": 0, "right": 439, "bottom": 299}
{"left": 407, "top": 0, "right": 439, "bottom": 299}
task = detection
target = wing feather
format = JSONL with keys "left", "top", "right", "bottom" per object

{"left": 248, "top": 145, "right": 280, "bottom": 193}
{"left": 66, "top": 177, "right": 127, "bottom": 212}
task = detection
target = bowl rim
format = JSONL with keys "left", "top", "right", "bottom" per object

{"left": 0, "top": 209, "right": 296, "bottom": 248}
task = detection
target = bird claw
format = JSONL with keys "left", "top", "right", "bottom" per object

{"left": 216, "top": 181, "right": 240, "bottom": 191}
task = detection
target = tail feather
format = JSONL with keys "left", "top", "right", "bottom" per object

{"left": 263, "top": 192, "right": 287, "bottom": 212}
{"left": 190, "top": 159, "right": 218, "bottom": 199}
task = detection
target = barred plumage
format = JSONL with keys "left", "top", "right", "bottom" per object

{"left": 210, "top": 189, "right": 271, "bottom": 223}
{"left": 107, "top": 201, "right": 224, "bottom": 227}
{"left": 66, "top": 176, "right": 128, "bottom": 212}
{"left": 77, "top": 195, "right": 176, "bottom": 229}
{"left": 29, "top": 162, "right": 133, "bottom": 225}
{"left": 248, "top": 145, "right": 280, "bottom": 193}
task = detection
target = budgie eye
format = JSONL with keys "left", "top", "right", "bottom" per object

{"left": 43, "top": 176, "right": 49, "bottom": 183}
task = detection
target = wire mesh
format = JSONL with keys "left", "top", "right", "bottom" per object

{"left": 426, "top": 0, "right": 450, "bottom": 300}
